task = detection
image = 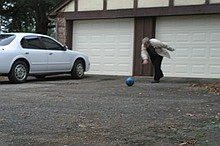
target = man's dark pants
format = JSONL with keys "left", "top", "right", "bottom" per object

{"left": 150, "top": 54, "right": 164, "bottom": 81}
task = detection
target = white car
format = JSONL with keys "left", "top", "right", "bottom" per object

{"left": 0, "top": 33, "right": 90, "bottom": 83}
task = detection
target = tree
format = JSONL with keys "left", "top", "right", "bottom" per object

{"left": 0, "top": 0, "right": 60, "bottom": 34}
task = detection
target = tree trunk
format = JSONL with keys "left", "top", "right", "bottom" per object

{"left": 35, "top": 13, "right": 49, "bottom": 34}
{"left": 36, "top": 20, "right": 48, "bottom": 34}
{"left": 34, "top": 2, "right": 49, "bottom": 35}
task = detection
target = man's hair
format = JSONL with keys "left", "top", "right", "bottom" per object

{"left": 142, "top": 37, "right": 150, "bottom": 44}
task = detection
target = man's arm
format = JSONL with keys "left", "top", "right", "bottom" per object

{"left": 141, "top": 44, "right": 149, "bottom": 64}
{"left": 150, "top": 39, "right": 175, "bottom": 51}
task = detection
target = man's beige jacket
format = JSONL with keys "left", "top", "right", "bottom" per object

{"left": 141, "top": 38, "right": 175, "bottom": 60}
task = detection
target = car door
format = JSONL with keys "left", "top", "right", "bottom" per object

{"left": 20, "top": 36, "right": 48, "bottom": 72}
{"left": 40, "top": 36, "right": 72, "bottom": 72}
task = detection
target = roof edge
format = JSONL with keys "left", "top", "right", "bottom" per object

{"left": 49, "top": 0, "right": 72, "bottom": 17}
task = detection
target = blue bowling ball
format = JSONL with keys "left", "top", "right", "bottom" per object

{"left": 126, "top": 77, "right": 134, "bottom": 86}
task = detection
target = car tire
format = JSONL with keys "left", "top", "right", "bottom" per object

{"left": 8, "top": 61, "right": 29, "bottom": 83}
{"left": 71, "top": 60, "right": 84, "bottom": 79}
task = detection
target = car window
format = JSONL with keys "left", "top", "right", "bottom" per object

{"left": 21, "top": 36, "right": 45, "bottom": 49}
{"left": 40, "top": 37, "right": 64, "bottom": 50}
{"left": 0, "top": 34, "right": 16, "bottom": 46}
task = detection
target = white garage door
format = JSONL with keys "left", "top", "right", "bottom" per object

{"left": 73, "top": 19, "right": 134, "bottom": 76}
{"left": 156, "top": 15, "right": 220, "bottom": 78}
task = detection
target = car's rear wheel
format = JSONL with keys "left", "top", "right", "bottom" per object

{"left": 8, "top": 61, "right": 29, "bottom": 83}
{"left": 71, "top": 60, "right": 84, "bottom": 79}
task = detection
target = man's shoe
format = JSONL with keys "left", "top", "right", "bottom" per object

{"left": 151, "top": 80, "right": 160, "bottom": 83}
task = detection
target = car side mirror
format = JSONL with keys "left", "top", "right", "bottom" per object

{"left": 63, "top": 45, "right": 68, "bottom": 51}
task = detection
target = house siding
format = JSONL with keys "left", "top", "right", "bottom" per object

{"left": 107, "top": 0, "right": 134, "bottom": 10}
{"left": 174, "top": 0, "right": 206, "bottom": 6}
{"left": 138, "top": 0, "right": 169, "bottom": 8}
{"left": 51, "top": 0, "right": 220, "bottom": 46}
{"left": 50, "top": 0, "right": 220, "bottom": 76}
{"left": 210, "top": 0, "right": 220, "bottom": 3}
{"left": 61, "top": 1, "right": 75, "bottom": 12}
{"left": 78, "top": 0, "right": 103, "bottom": 11}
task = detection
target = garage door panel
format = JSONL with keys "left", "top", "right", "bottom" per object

{"left": 92, "top": 65, "right": 103, "bottom": 73}
{"left": 162, "top": 64, "right": 174, "bottom": 75}
{"left": 118, "top": 47, "right": 131, "bottom": 56}
{"left": 156, "top": 15, "right": 220, "bottom": 78}
{"left": 191, "top": 48, "right": 207, "bottom": 58}
{"left": 192, "top": 33, "right": 207, "bottom": 42}
{"left": 174, "top": 47, "right": 190, "bottom": 58}
{"left": 176, "top": 33, "right": 191, "bottom": 42}
{"left": 192, "top": 64, "right": 207, "bottom": 75}
{"left": 73, "top": 19, "right": 134, "bottom": 75}
{"left": 209, "top": 65, "right": 220, "bottom": 75}
{"left": 104, "top": 64, "right": 115, "bottom": 71}
{"left": 118, "top": 64, "right": 130, "bottom": 74}
{"left": 175, "top": 64, "right": 189, "bottom": 74}
{"left": 118, "top": 34, "right": 132, "bottom": 42}
{"left": 75, "top": 35, "right": 89, "bottom": 44}
{"left": 91, "top": 35, "right": 104, "bottom": 43}
{"left": 105, "top": 35, "right": 116, "bottom": 43}
{"left": 210, "top": 48, "right": 220, "bottom": 58}
{"left": 90, "top": 48, "right": 102, "bottom": 55}
{"left": 158, "top": 33, "right": 175, "bottom": 42}
{"left": 210, "top": 33, "right": 220, "bottom": 42}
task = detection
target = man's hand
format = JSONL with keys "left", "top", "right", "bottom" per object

{"left": 142, "top": 59, "right": 148, "bottom": 64}
{"left": 168, "top": 47, "right": 175, "bottom": 51}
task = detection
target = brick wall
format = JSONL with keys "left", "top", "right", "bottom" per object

{"left": 56, "top": 14, "right": 66, "bottom": 45}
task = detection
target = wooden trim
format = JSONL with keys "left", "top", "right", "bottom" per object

{"left": 75, "top": 0, "right": 78, "bottom": 12}
{"left": 169, "top": 0, "right": 174, "bottom": 7}
{"left": 63, "top": 4, "right": 220, "bottom": 20}
{"left": 103, "top": 0, "right": 107, "bottom": 10}
{"left": 66, "top": 20, "right": 73, "bottom": 49}
{"left": 134, "top": 0, "right": 138, "bottom": 9}
{"left": 49, "top": 0, "right": 72, "bottom": 17}
{"left": 206, "top": 0, "right": 210, "bottom": 4}
{"left": 133, "top": 18, "right": 144, "bottom": 76}
{"left": 133, "top": 17, "right": 155, "bottom": 76}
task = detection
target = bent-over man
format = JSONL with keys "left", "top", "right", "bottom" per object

{"left": 141, "top": 37, "right": 175, "bottom": 83}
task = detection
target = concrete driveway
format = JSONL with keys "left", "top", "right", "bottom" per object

{"left": 0, "top": 75, "right": 219, "bottom": 146}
